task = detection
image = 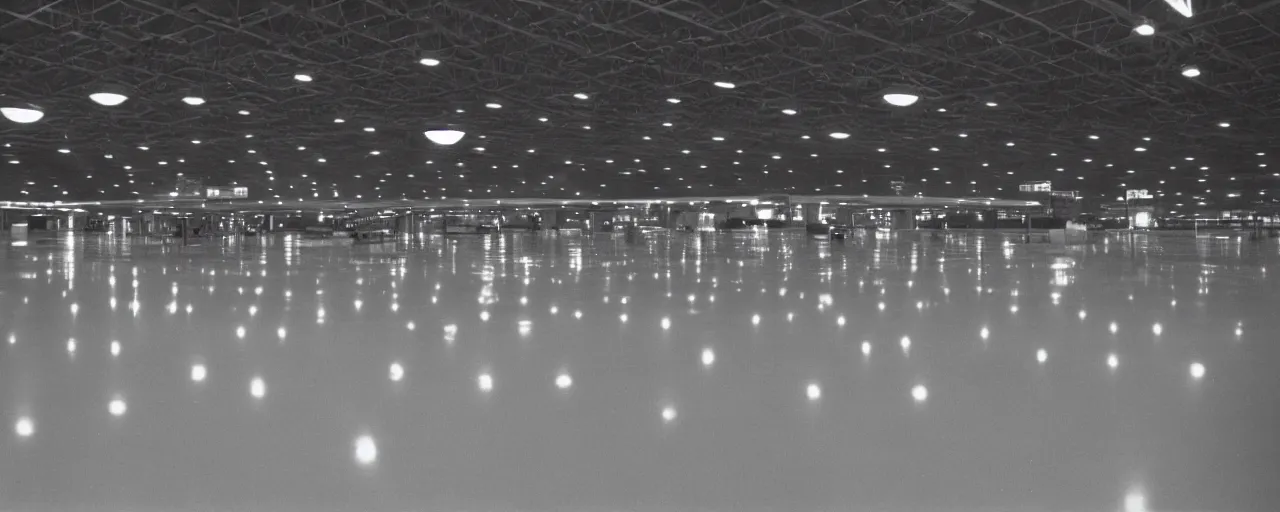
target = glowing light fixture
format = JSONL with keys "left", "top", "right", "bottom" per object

{"left": 419, "top": 58, "right": 440, "bottom": 66}
{"left": 713, "top": 81, "right": 736, "bottom": 89}
{"left": 424, "top": 129, "right": 466, "bottom": 145}
{"left": 293, "top": 73, "right": 313, "bottom": 82}
{"left": 1133, "top": 23, "right": 1156, "bottom": 36}
{"left": 781, "top": 108, "right": 797, "bottom": 115}
{"left": 882, "top": 93, "right": 919, "bottom": 107}
{"left": 1, "top": 106, "right": 44, "bottom": 123}
{"left": 485, "top": 102, "right": 502, "bottom": 109}
{"left": 573, "top": 92, "right": 589, "bottom": 100}
{"left": 828, "top": 132, "right": 850, "bottom": 139}
{"left": 89, "top": 92, "right": 129, "bottom": 106}
{"left": 1162, "top": 0, "right": 1193, "bottom": 17}
{"left": 666, "top": 98, "right": 681, "bottom": 104}
{"left": 1218, "top": 121, "right": 1230, "bottom": 128}
{"left": 1181, "top": 65, "right": 1201, "bottom": 77}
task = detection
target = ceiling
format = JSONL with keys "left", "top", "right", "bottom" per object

{"left": 2, "top": 0, "right": 1278, "bottom": 214}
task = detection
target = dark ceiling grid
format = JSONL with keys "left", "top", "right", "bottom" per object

{"left": 0, "top": 0, "right": 1276, "bottom": 213}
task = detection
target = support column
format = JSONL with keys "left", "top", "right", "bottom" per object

{"left": 889, "top": 209, "right": 916, "bottom": 230}
{"left": 801, "top": 203, "right": 821, "bottom": 224}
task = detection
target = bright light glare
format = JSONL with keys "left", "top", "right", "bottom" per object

{"left": 1133, "top": 23, "right": 1155, "bottom": 36}
{"left": 1181, "top": 65, "right": 1201, "bottom": 77}
{"left": 883, "top": 93, "right": 919, "bottom": 106}
{"left": 419, "top": 58, "right": 440, "bottom": 66}
{"left": 15, "top": 417, "right": 34, "bottom": 437}
{"left": 424, "top": 130, "right": 466, "bottom": 145}
{"left": 293, "top": 73, "right": 313, "bottom": 82}
{"left": 354, "top": 435, "right": 378, "bottom": 464}
{"left": 1162, "top": 0, "right": 1193, "bottom": 17}
{"left": 555, "top": 373, "right": 573, "bottom": 389}
{"left": 1190, "top": 362, "right": 1206, "bottom": 379}
{"left": 1, "top": 107, "right": 44, "bottom": 123}
{"left": 89, "top": 92, "right": 129, "bottom": 106}
{"left": 713, "top": 81, "right": 735, "bottom": 89}
{"left": 181, "top": 96, "right": 205, "bottom": 106}
{"left": 829, "top": 132, "right": 850, "bottom": 139}
{"left": 806, "top": 383, "right": 822, "bottom": 401}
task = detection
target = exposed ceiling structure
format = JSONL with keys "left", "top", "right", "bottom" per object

{"left": 2, "top": 0, "right": 1278, "bottom": 214}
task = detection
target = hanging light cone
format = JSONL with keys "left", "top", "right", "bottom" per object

{"left": 1, "top": 104, "right": 44, "bottom": 123}
{"left": 424, "top": 129, "right": 466, "bottom": 145}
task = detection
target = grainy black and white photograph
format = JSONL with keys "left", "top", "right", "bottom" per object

{"left": 1, "top": 1, "right": 1278, "bottom": 511}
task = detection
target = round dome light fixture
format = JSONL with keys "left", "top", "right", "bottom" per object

{"left": 182, "top": 96, "right": 206, "bottom": 106}
{"left": 882, "top": 93, "right": 919, "bottom": 107}
{"left": 1133, "top": 22, "right": 1156, "bottom": 36}
{"left": 89, "top": 92, "right": 129, "bottom": 106}
{"left": 424, "top": 129, "right": 466, "bottom": 145}
{"left": 1, "top": 105, "right": 44, "bottom": 124}
{"left": 829, "top": 132, "right": 850, "bottom": 139}
{"left": 294, "top": 73, "right": 313, "bottom": 82}
{"left": 1181, "top": 65, "right": 1201, "bottom": 78}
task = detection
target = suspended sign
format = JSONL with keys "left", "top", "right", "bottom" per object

{"left": 206, "top": 186, "right": 248, "bottom": 198}
{"left": 1125, "top": 189, "right": 1152, "bottom": 200}
{"left": 1019, "top": 181, "right": 1051, "bottom": 192}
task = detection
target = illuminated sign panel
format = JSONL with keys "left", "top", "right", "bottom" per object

{"left": 1019, "top": 181, "right": 1051, "bottom": 192}
{"left": 1126, "top": 189, "right": 1153, "bottom": 200}
{"left": 206, "top": 186, "right": 248, "bottom": 198}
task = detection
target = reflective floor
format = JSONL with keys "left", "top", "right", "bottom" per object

{"left": 1, "top": 230, "right": 1277, "bottom": 512}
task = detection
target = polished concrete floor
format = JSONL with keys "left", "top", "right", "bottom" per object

{"left": 1, "top": 230, "right": 1277, "bottom": 512}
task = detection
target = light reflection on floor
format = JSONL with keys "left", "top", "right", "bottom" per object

{"left": 1, "top": 230, "right": 1278, "bottom": 512}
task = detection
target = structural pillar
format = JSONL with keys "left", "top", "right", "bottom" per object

{"left": 889, "top": 209, "right": 916, "bottom": 230}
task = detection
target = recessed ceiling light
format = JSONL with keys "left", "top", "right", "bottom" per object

{"left": 1218, "top": 121, "right": 1230, "bottom": 128}
{"left": 485, "top": 103, "right": 502, "bottom": 109}
{"left": 89, "top": 92, "right": 129, "bottom": 106}
{"left": 713, "top": 81, "right": 736, "bottom": 89}
{"left": 297, "top": 146, "right": 306, "bottom": 150}
{"left": 0, "top": 106, "right": 43, "bottom": 124}
{"left": 877, "top": 148, "right": 886, "bottom": 152}
{"left": 1163, "top": 0, "right": 1193, "bottom": 17}
{"left": 334, "top": 118, "right": 345, "bottom": 123}
{"left": 1181, "top": 65, "right": 1201, "bottom": 77}
{"left": 138, "top": 146, "right": 149, "bottom": 151}
{"left": 666, "top": 98, "right": 681, "bottom": 104}
{"left": 238, "top": 110, "right": 250, "bottom": 115}
{"left": 882, "top": 93, "right": 919, "bottom": 107}
{"left": 294, "top": 73, "right": 313, "bottom": 82}
{"left": 191, "top": 140, "right": 201, "bottom": 144}
{"left": 424, "top": 130, "right": 466, "bottom": 145}
{"left": 1134, "top": 147, "right": 1147, "bottom": 152}
{"left": 985, "top": 101, "right": 998, "bottom": 107}
{"left": 1133, "top": 23, "right": 1156, "bottom": 36}
{"left": 419, "top": 58, "right": 440, "bottom": 66}
{"left": 958, "top": 133, "right": 968, "bottom": 138}
{"left": 1088, "top": 134, "right": 1099, "bottom": 139}
{"left": 57, "top": 148, "right": 70, "bottom": 153}
{"left": 937, "top": 108, "right": 947, "bottom": 112}
{"left": 829, "top": 132, "right": 849, "bottom": 139}
{"left": 573, "top": 92, "right": 589, "bottom": 100}
{"left": 712, "top": 136, "right": 725, "bottom": 141}
{"left": 364, "top": 127, "right": 375, "bottom": 132}
{"left": 1006, "top": 142, "right": 1015, "bottom": 146}
{"left": 781, "top": 108, "right": 797, "bottom": 115}
{"left": 182, "top": 96, "right": 205, "bottom": 106}
{"left": 662, "top": 122, "right": 672, "bottom": 127}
